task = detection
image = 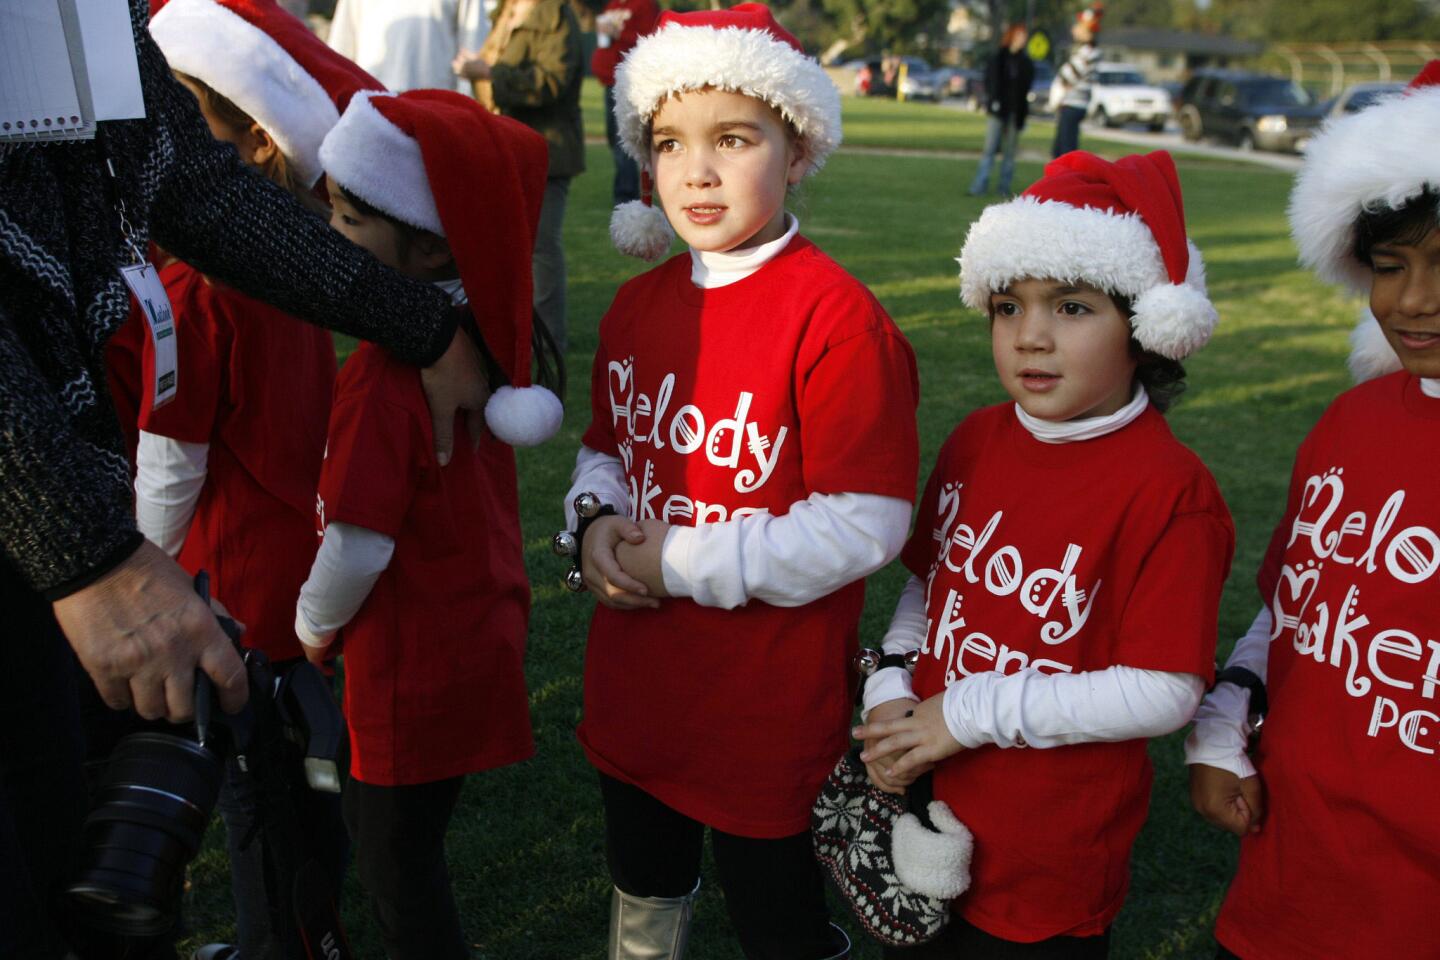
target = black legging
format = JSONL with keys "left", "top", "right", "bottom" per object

{"left": 599, "top": 773, "right": 836, "bottom": 960}
{"left": 882, "top": 917, "right": 1110, "bottom": 959}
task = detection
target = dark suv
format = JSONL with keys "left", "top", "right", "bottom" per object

{"left": 1177, "top": 69, "right": 1327, "bottom": 152}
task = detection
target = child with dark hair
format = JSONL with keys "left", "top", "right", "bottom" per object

{"left": 1186, "top": 62, "right": 1440, "bottom": 960}
{"left": 855, "top": 150, "right": 1234, "bottom": 959}
{"left": 302, "top": 89, "right": 563, "bottom": 960}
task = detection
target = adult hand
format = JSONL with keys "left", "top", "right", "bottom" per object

{"left": 854, "top": 692, "right": 961, "bottom": 783}
{"left": 862, "top": 697, "right": 923, "bottom": 794}
{"left": 53, "top": 539, "right": 249, "bottom": 721}
{"left": 580, "top": 515, "right": 661, "bottom": 610}
{"left": 452, "top": 50, "right": 492, "bottom": 81}
{"left": 1190, "top": 763, "right": 1265, "bottom": 836}
{"left": 421, "top": 327, "right": 491, "bottom": 467}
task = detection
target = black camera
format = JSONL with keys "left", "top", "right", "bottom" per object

{"left": 66, "top": 574, "right": 347, "bottom": 939}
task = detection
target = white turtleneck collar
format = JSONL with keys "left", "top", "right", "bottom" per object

{"left": 1016, "top": 383, "right": 1150, "bottom": 444}
{"left": 1422, "top": 378, "right": 1440, "bottom": 399}
{"left": 434, "top": 277, "right": 467, "bottom": 304}
{"left": 689, "top": 215, "right": 800, "bottom": 289}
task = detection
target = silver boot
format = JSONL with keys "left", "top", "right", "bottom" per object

{"left": 607, "top": 879, "right": 700, "bottom": 960}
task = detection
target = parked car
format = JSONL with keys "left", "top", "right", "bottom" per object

{"left": 1027, "top": 61, "right": 1055, "bottom": 115}
{"left": 900, "top": 68, "right": 943, "bottom": 102}
{"left": 1087, "top": 63, "right": 1171, "bottom": 131}
{"left": 1176, "top": 69, "right": 1327, "bottom": 152}
{"left": 1324, "top": 81, "right": 1406, "bottom": 119}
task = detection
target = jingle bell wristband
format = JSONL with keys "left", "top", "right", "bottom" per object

{"left": 553, "top": 492, "right": 617, "bottom": 592}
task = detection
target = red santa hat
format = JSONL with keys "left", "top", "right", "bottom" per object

{"left": 607, "top": 3, "right": 842, "bottom": 260}
{"left": 149, "top": 0, "right": 383, "bottom": 189}
{"left": 319, "top": 90, "right": 563, "bottom": 446}
{"left": 1288, "top": 60, "right": 1440, "bottom": 381}
{"left": 959, "top": 150, "right": 1218, "bottom": 360}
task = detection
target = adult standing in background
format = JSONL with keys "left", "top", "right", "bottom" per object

{"left": 969, "top": 23, "right": 1034, "bottom": 197}
{"left": 590, "top": 0, "right": 658, "bottom": 207}
{"left": 1050, "top": 3, "right": 1102, "bottom": 158}
{"left": 0, "top": 1, "right": 489, "bottom": 954}
{"left": 328, "top": 0, "right": 489, "bottom": 92}
{"left": 454, "top": 0, "right": 583, "bottom": 353}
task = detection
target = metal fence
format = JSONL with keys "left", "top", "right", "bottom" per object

{"left": 1265, "top": 41, "right": 1440, "bottom": 95}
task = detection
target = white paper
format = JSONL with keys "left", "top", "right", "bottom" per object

{"left": 0, "top": 1, "right": 86, "bottom": 138}
{"left": 73, "top": 0, "right": 145, "bottom": 121}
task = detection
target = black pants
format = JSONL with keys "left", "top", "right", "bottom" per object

{"left": 0, "top": 563, "right": 90, "bottom": 960}
{"left": 1052, "top": 105, "right": 1086, "bottom": 158}
{"left": 343, "top": 775, "right": 468, "bottom": 960}
{"left": 883, "top": 918, "right": 1110, "bottom": 959}
{"left": 599, "top": 773, "right": 838, "bottom": 960}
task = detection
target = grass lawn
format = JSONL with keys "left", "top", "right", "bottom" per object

{"left": 179, "top": 87, "right": 1358, "bottom": 958}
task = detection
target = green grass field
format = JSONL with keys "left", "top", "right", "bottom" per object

{"left": 180, "top": 86, "right": 1359, "bottom": 958}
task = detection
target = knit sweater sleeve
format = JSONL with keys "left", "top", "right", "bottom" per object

{"left": 0, "top": 302, "right": 142, "bottom": 597}
{"left": 138, "top": 24, "right": 457, "bottom": 367}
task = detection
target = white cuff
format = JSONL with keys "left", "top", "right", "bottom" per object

{"left": 860, "top": 668, "right": 919, "bottom": 722}
{"left": 294, "top": 604, "right": 335, "bottom": 650}
{"left": 563, "top": 445, "right": 630, "bottom": 528}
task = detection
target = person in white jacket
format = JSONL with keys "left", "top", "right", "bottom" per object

{"left": 328, "top": 0, "right": 488, "bottom": 92}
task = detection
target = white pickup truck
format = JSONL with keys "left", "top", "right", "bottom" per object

{"left": 1087, "top": 64, "right": 1172, "bottom": 132}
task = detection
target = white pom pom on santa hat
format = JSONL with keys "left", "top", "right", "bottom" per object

{"left": 610, "top": 198, "right": 675, "bottom": 262}
{"left": 321, "top": 91, "right": 563, "bottom": 446}
{"left": 959, "top": 150, "right": 1218, "bottom": 360}
{"left": 1347, "top": 308, "right": 1404, "bottom": 383}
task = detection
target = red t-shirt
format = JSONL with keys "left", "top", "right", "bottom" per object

{"left": 579, "top": 237, "right": 920, "bottom": 838}
{"left": 589, "top": 0, "right": 659, "bottom": 87}
{"left": 106, "top": 309, "right": 145, "bottom": 470}
{"left": 319, "top": 342, "right": 533, "bottom": 787}
{"left": 139, "top": 262, "right": 334, "bottom": 664}
{"left": 904, "top": 403, "right": 1232, "bottom": 942}
{"left": 1216, "top": 373, "right": 1440, "bottom": 960}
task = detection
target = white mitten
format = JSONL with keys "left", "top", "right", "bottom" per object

{"left": 891, "top": 800, "right": 974, "bottom": 900}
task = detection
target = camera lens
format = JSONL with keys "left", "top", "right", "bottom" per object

{"left": 67, "top": 732, "right": 224, "bottom": 937}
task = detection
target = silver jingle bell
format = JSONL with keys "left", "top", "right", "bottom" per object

{"left": 854, "top": 648, "right": 882, "bottom": 677}
{"left": 904, "top": 649, "right": 921, "bottom": 671}
{"left": 552, "top": 530, "right": 578, "bottom": 557}
{"left": 574, "top": 491, "right": 602, "bottom": 519}
{"left": 564, "top": 567, "right": 586, "bottom": 592}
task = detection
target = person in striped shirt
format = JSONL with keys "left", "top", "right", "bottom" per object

{"left": 1050, "top": 4, "right": 1103, "bottom": 158}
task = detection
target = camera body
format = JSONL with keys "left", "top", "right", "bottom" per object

{"left": 67, "top": 593, "right": 347, "bottom": 939}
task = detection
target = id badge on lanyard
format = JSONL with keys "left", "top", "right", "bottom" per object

{"left": 106, "top": 155, "right": 178, "bottom": 410}
{"left": 120, "top": 261, "right": 178, "bottom": 410}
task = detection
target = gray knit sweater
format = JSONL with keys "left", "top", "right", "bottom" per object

{"left": 0, "top": 0, "right": 456, "bottom": 598}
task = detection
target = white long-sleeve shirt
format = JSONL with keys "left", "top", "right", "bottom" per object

{"left": 862, "top": 387, "right": 1207, "bottom": 747}
{"left": 134, "top": 431, "right": 209, "bottom": 556}
{"left": 1183, "top": 606, "right": 1273, "bottom": 778}
{"left": 328, "top": 0, "right": 489, "bottom": 93}
{"left": 563, "top": 216, "right": 912, "bottom": 608}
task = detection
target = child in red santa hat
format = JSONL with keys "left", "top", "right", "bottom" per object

{"left": 140, "top": 2, "right": 382, "bottom": 957}
{"left": 304, "top": 87, "right": 561, "bottom": 960}
{"left": 1186, "top": 61, "right": 1440, "bottom": 960}
{"left": 564, "top": 5, "right": 919, "bottom": 957}
{"left": 854, "top": 149, "right": 1234, "bottom": 959}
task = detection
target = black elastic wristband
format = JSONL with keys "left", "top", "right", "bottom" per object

{"left": 876, "top": 653, "right": 911, "bottom": 672}
{"left": 572, "top": 504, "right": 618, "bottom": 563}
{"left": 1214, "top": 666, "right": 1268, "bottom": 719}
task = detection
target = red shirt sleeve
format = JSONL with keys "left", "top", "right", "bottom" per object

{"left": 138, "top": 273, "right": 228, "bottom": 442}
{"left": 901, "top": 451, "right": 947, "bottom": 578}
{"left": 1114, "top": 508, "right": 1234, "bottom": 680}
{"left": 590, "top": 0, "right": 659, "bottom": 85}
{"left": 797, "top": 314, "right": 920, "bottom": 501}
{"left": 318, "top": 367, "right": 426, "bottom": 539}
{"left": 580, "top": 339, "right": 620, "bottom": 456}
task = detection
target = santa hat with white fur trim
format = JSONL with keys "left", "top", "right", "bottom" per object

{"left": 608, "top": 3, "right": 842, "bottom": 260}
{"left": 1288, "top": 60, "right": 1440, "bottom": 382}
{"left": 319, "top": 90, "right": 563, "bottom": 446}
{"left": 959, "top": 150, "right": 1218, "bottom": 360}
{"left": 149, "top": 0, "right": 383, "bottom": 188}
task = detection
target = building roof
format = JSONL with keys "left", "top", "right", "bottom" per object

{"left": 1101, "top": 28, "right": 1264, "bottom": 58}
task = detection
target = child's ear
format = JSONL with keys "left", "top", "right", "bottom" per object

{"left": 786, "top": 139, "right": 808, "bottom": 186}
{"left": 247, "top": 123, "right": 280, "bottom": 167}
